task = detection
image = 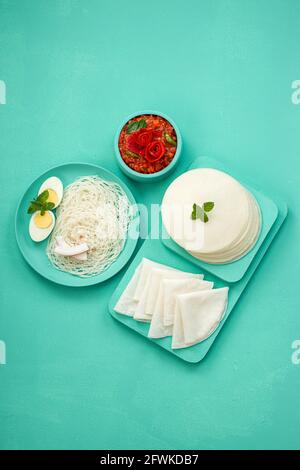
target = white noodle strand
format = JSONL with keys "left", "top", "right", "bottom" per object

{"left": 47, "top": 175, "right": 131, "bottom": 277}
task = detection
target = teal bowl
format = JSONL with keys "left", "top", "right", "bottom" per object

{"left": 114, "top": 110, "right": 182, "bottom": 182}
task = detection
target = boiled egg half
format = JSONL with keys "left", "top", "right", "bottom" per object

{"left": 38, "top": 176, "right": 63, "bottom": 208}
{"left": 29, "top": 210, "right": 55, "bottom": 242}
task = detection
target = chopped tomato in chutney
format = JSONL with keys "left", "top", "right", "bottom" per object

{"left": 118, "top": 114, "right": 177, "bottom": 174}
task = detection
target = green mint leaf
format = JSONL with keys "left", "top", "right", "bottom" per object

{"left": 27, "top": 190, "right": 55, "bottom": 216}
{"left": 138, "top": 118, "right": 147, "bottom": 129}
{"left": 191, "top": 203, "right": 206, "bottom": 221}
{"left": 191, "top": 202, "right": 213, "bottom": 223}
{"left": 191, "top": 203, "right": 197, "bottom": 220}
{"left": 126, "top": 121, "right": 140, "bottom": 134}
{"left": 27, "top": 205, "right": 36, "bottom": 214}
{"left": 46, "top": 202, "right": 55, "bottom": 210}
{"left": 126, "top": 119, "right": 147, "bottom": 134}
{"left": 30, "top": 199, "right": 43, "bottom": 207}
{"left": 198, "top": 206, "right": 206, "bottom": 222}
{"left": 37, "top": 190, "right": 49, "bottom": 203}
{"left": 27, "top": 200, "right": 42, "bottom": 214}
{"left": 203, "top": 201, "right": 214, "bottom": 212}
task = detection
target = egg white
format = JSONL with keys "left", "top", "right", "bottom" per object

{"left": 29, "top": 211, "right": 55, "bottom": 242}
{"left": 38, "top": 176, "right": 63, "bottom": 208}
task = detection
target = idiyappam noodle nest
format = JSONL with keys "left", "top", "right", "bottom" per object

{"left": 47, "top": 175, "right": 132, "bottom": 277}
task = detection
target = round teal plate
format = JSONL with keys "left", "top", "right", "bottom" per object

{"left": 15, "top": 162, "right": 140, "bottom": 287}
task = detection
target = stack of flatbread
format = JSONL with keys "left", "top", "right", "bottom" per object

{"left": 114, "top": 258, "right": 229, "bottom": 349}
{"left": 161, "top": 168, "right": 261, "bottom": 264}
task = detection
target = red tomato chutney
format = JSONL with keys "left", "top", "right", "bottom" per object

{"left": 118, "top": 114, "right": 177, "bottom": 174}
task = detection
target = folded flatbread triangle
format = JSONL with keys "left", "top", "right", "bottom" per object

{"left": 172, "top": 287, "right": 229, "bottom": 349}
{"left": 114, "top": 258, "right": 174, "bottom": 317}
{"left": 134, "top": 267, "right": 203, "bottom": 322}
{"left": 163, "top": 278, "right": 214, "bottom": 327}
{"left": 114, "top": 262, "right": 142, "bottom": 317}
{"left": 133, "top": 258, "right": 175, "bottom": 302}
{"left": 148, "top": 277, "right": 213, "bottom": 338}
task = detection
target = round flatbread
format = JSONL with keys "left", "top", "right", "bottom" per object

{"left": 161, "top": 168, "right": 261, "bottom": 264}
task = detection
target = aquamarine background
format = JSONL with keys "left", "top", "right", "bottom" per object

{"left": 0, "top": 0, "right": 299, "bottom": 450}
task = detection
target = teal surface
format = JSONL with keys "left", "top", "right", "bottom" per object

{"left": 110, "top": 198, "right": 286, "bottom": 362}
{"left": 15, "top": 162, "right": 140, "bottom": 287}
{"left": 1, "top": 0, "right": 300, "bottom": 450}
{"left": 162, "top": 156, "right": 279, "bottom": 283}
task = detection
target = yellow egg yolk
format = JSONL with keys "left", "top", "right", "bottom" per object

{"left": 46, "top": 188, "right": 58, "bottom": 206}
{"left": 34, "top": 211, "right": 53, "bottom": 229}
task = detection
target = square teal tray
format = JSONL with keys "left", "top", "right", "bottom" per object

{"left": 108, "top": 194, "right": 287, "bottom": 363}
{"left": 161, "top": 156, "right": 279, "bottom": 283}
